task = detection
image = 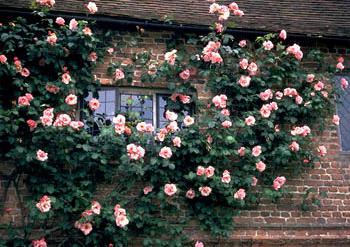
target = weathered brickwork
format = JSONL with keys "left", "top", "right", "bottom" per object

{"left": 1, "top": 29, "right": 350, "bottom": 246}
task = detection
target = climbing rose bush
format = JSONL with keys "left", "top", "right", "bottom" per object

{"left": 0, "top": 1, "right": 346, "bottom": 246}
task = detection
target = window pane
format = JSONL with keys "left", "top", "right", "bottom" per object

{"left": 336, "top": 76, "right": 350, "bottom": 151}
{"left": 119, "top": 93, "right": 153, "bottom": 123}
{"left": 157, "top": 94, "right": 169, "bottom": 128}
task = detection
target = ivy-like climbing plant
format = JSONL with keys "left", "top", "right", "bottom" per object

{"left": 0, "top": 1, "right": 347, "bottom": 246}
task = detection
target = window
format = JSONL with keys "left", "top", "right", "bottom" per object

{"left": 85, "top": 88, "right": 172, "bottom": 132}
{"left": 336, "top": 76, "right": 350, "bottom": 151}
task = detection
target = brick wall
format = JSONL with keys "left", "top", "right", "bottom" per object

{"left": 1, "top": 29, "right": 350, "bottom": 246}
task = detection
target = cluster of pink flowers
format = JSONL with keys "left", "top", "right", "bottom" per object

{"left": 136, "top": 122, "right": 154, "bottom": 133}
{"left": 245, "top": 116, "right": 255, "bottom": 126}
{"left": 46, "top": 84, "right": 60, "bottom": 94}
{"left": 143, "top": 186, "right": 153, "bottom": 195}
{"left": 221, "top": 120, "right": 232, "bottom": 128}
{"left": 165, "top": 110, "right": 178, "bottom": 121}
{"left": 36, "top": 195, "right": 51, "bottom": 213}
{"left": 197, "top": 165, "right": 215, "bottom": 177}
{"left": 212, "top": 94, "right": 227, "bottom": 108}
{"left": 75, "top": 201, "right": 101, "bottom": 235}
{"left": 286, "top": 44, "right": 303, "bottom": 60}
{"left": 279, "top": 29, "right": 287, "bottom": 40}
{"left": 170, "top": 93, "right": 191, "bottom": 104}
{"left": 32, "top": 238, "right": 47, "bottom": 247}
{"left": 273, "top": 176, "right": 286, "bottom": 190}
{"left": 46, "top": 31, "right": 57, "bottom": 45}
{"left": 259, "top": 89, "right": 273, "bottom": 101}
{"left": 40, "top": 108, "right": 54, "bottom": 126}
{"left": 113, "top": 114, "right": 130, "bottom": 135}
{"left": 260, "top": 102, "right": 278, "bottom": 118}
{"left": 336, "top": 57, "right": 345, "bottom": 71}
{"left": 234, "top": 188, "right": 246, "bottom": 200}
{"left": 36, "top": 0, "right": 55, "bottom": 7}
{"left": 127, "top": 143, "right": 145, "bottom": 160}
{"left": 83, "top": 27, "right": 93, "bottom": 36}
{"left": 240, "top": 58, "right": 258, "bottom": 75}
{"left": 291, "top": 125, "right": 311, "bottom": 137}
{"left": 164, "top": 49, "right": 177, "bottom": 65}
{"left": 289, "top": 141, "right": 300, "bottom": 152}
{"left": 114, "top": 204, "right": 129, "bottom": 227}
{"left": 164, "top": 183, "right": 177, "bottom": 196}
{"left": 159, "top": 146, "right": 173, "bottom": 159}
{"left": 195, "top": 241, "right": 204, "bottom": 247}
{"left": 18, "top": 93, "right": 33, "bottom": 106}
{"left": 209, "top": 2, "right": 244, "bottom": 21}
{"left": 202, "top": 41, "right": 223, "bottom": 64}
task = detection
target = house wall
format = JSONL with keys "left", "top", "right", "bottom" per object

{"left": 1, "top": 29, "right": 350, "bottom": 246}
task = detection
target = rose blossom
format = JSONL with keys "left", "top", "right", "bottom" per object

{"left": 179, "top": 69, "right": 190, "bottom": 80}
{"left": 245, "top": 116, "right": 256, "bottom": 126}
{"left": 88, "top": 98, "right": 100, "bottom": 111}
{"left": 21, "top": 68, "right": 30, "bottom": 77}
{"left": 238, "top": 147, "right": 245, "bottom": 156}
{"left": 221, "top": 109, "right": 230, "bottom": 116}
{"left": 248, "top": 62, "right": 258, "bottom": 76}
{"left": 263, "top": 41, "right": 274, "bottom": 50}
{"left": 61, "top": 72, "right": 71, "bottom": 84}
{"left": 287, "top": 43, "right": 303, "bottom": 60}
{"left": 260, "top": 104, "right": 272, "bottom": 118}
{"left": 159, "top": 147, "right": 172, "bottom": 159}
{"left": 195, "top": 241, "right": 204, "bottom": 247}
{"left": 36, "top": 0, "right": 55, "bottom": 7}
{"left": 234, "top": 188, "right": 246, "bottom": 200}
{"left": 183, "top": 116, "right": 195, "bottom": 126}
{"left": 295, "top": 95, "right": 303, "bottom": 105}
{"left": 341, "top": 78, "right": 348, "bottom": 90}
{"left": 27, "top": 119, "right": 37, "bottom": 131}
{"left": 229, "top": 2, "right": 239, "bottom": 11}
{"left": 86, "top": 2, "right": 98, "bottom": 14}
{"left": 238, "top": 75, "right": 251, "bottom": 87}
{"left": 317, "top": 145, "right": 327, "bottom": 156}
{"left": 289, "top": 141, "right": 300, "bottom": 152}
{"left": 107, "top": 47, "right": 114, "bottom": 55}
{"left": 239, "top": 40, "right": 247, "bottom": 48}
{"left": 212, "top": 94, "right": 227, "bottom": 108}
{"left": 259, "top": 89, "right": 273, "bottom": 101}
{"left": 279, "top": 29, "right": 287, "bottom": 40}
{"left": 314, "top": 81, "right": 324, "bottom": 91}
{"left": 32, "top": 238, "right": 47, "bottom": 247}
{"left": 307, "top": 74, "right": 315, "bottom": 82}
{"left": 46, "top": 84, "right": 60, "bottom": 94}
{"left": 53, "top": 114, "right": 71, "bottom": 127}
{"left": 65, "top": 94, "right": 77, "bottom": 105}
{"left": 164, "top": 183, "right": 177, "bottom": 196}
{"left": 221, "top": 170, "right": 231, "bottom": 183}
{"left": 251, "top": 177, "right": 258, "bottom": 186}
{"left": 18, "top": 96, "right": 30, "bottom": 106}
{"left": 47, "top": 32, "right": 57, "bottom": 45}
{"left": 69, "top": 19, "right": 78, "bottom": 31}
{"left": 291, "top": 125, "right": 311, "bottom": 136}
{"left": 114, "top": 204, "right": 129, "bottom": 228}
{"left": 165, "top": 49, "right": 177, "bottom": 65}
{"left": 336, "top": 62, "right": 344, "bottom": 71}
{"left": 55, "top": 17, "right": 65, "bottom": 25}
{"left": 36, "top": 149, "right": 48, "bottom": 161}
{"left": 215, "top": 22, "right": 224, "bottom": 33}
{"left": 127, "top": 144, "right": 145, "bottom": 160}
{"left": 256, "top": 161, "right": 266, "bottom": 172}
{"left": 172, "top": 137, "right": 182, "bottom": 147}
{"left": 165, "top": 110, "right": 178, "bottom": 121}
{"left": 114, "top": 69, "right": 125, "bottom": 80}
{"left": 332, "top": 115, "right": 340, "bottom": 125}
{"left": 273, "top": 176, "right": 286, "bottom": 190}
{"left": 234, "top": 9, "right": 244, "bottom": 17}
{"left": 197, "top": 166, "right": 205, "bottom": 176}
{"left": 36, "top": 195, "right": 51, "bottom": 213}
{"left": 167, "top": 121, "right": 179, "bottom": 133}
{"left": 205, "top": 166, "right": 215, "bottom": 178}
{"left": 0, "top": 54, "right": 7, "bottom": 64}
{"left": 79, "top": 222, "right": 93, "bottom": 235}
{"left": 199, "top": 186, "right": 212, "bottom": 197}
{"left": 143, "top": 186, "right": 153, "bottom": 195}
{"left": 221, "top": 120, "right": 232, "bottom": 128}
{"left": 252, "top": 145, "right": 262, "bottom": 157}
{"left": 91, "top": 201, "right": 101, "bottom": 215}
{"left": 239, "top": 58, "right": 249, "bottom": 69}
{"left": 70, "top": 121, "right": 84, "bottom": 130}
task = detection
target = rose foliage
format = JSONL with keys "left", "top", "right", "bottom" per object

{"left": 0, "top": 1, "right": 346, "bottom": 246}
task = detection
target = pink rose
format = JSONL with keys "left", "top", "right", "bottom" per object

{"left": 88, "top": 98, "right": 100, "bottom": 111}
{"left": 46, "top": 84, "right": 60, "bottom": 94}
{"left": 143, "top": 186, "right": 153, "bottom": 195}
{"left": 263, "top": 41, "right": 274, "bottom": 50}
{"left": 179, "top": 94, "right": 191, "bottom": 104}
{"left": 248, "top": 62, "right": 258, "bottom": 76}
{"left": 27, "top": 119, "right": 37, "bottom": 131}
{"left": 86, "top": 2, "right": 98, "bottom": 14}
{"left": 283, "top": 88, "right": 298, "bottom": 97}
{"left": 275, "top": 91, "right": 283, "bottom": 100}
{"left": 166, "top": 121, "right": 179, "bottom": 133}
{"left": 65, "top": 94, "right": 77, "bottom": 105}
{"left": 205, "top": 166, "right": 215, "bottom": 178}
{"left": 332, "top": 115, "right": 340, "bottom": 125}
{"left": 0, "top": 54, "right": 7, "bottom": 64}
{"left": 215, "top": 22, "right": 224, "bottom": 33}
{"left": 260, "top": 104, "right": 272, "bottom": 118}
{"left": 212, "top": 94, "right": 227, "bottom": 108}
{"left": 113, "top": 114, "right": 126, "bottom": 125}
{"left": 251, "top": 176, "right": 258, "bottom": 186}
{"left": 83, "top": 27, "right": 92, "bottom": 36}
{"left": 127, "top": 144, "right": 145, "bottom": 160}
{"left": 61, "top": 72, "right": 71, "bottom": 84}
{"left": 165, "top": 110, "right": 178, "bottom": 121}
{"left": 21, "top": 68, "right": 30, "bottom": 77}
{"left": 287, "top": 44, "right": 303, "bottom": 60}
{"left": 279, "top": 29, "right": 287, "bottom": 40}
{"left": 186, "top": 189, "right": 196, "bottom": 199}
{"left": 221, "top": 120, "right": 232, "bottom": 128}
{"left": 336, "top": 62, "right": 344, "bottom": 71}
{"left": 36, "top": 149, "right": 48, "bottom": 162}
{"left": 36, "top": 0, "right": 55, "bottom": 7}
{"left": 229, "top": 2, "right": 239, "bottom": 11}
{"left": 195, "top": 241, "right": 204, "bottom": 247}
{"left": 221, "top": 109, "right": 230, "bottom": 116}
{"left": 69, "top": 19, "right": 78, "bottom": 31}
{"left": 36, "top": 195, "right": 51, "bottom": 212}
{"left": 221, "top": 170, "right": 231, "bottom": 183}
{"left": 197, "top": 166, "right": 205, "bottom": 176}
{"left": 306, "top": 74, "right": 315, "bottom": 82}
{"left": 234, "top": 188, "right": 246, "bottom": 200}
{"left": 114, "top": 205, "right": 129, "bottom": 228}
{"left": 259, "top": 89, "right": 273, "bottom": 101}
{"left": 165, "top": 49, "right": 177, "bottom": 65}
{"left": 317, "top": 145, "right": 327, "bottom": 156}
{"left": 183, "top": 116, "right": 194, "bottom": 126}
{"left": 172, "top": 137, "right": 182, "bottom": 147}
{"left": 233, "top": 9, "right": 244, "bottom": 17}
{"left": 341, "top": 78, "right": 348, "bottom": 90}
{"left": 114, "top": 69, "right": 125, "bottom": 80}
{"left": 256, "top": 161, "right": 266, "bottom": 172}
{"left": 273, "top": 176, "right": 286, "bottom": 190}
{"left": 252, "top": 145, "right": 262, "bottom": 157}
{"left": 32, "top": 238, "right": 47, "bottom": 247}
{"left": 179, "top": 69, "right": 190, "bottom": 80}
{"left": 238, "top": 75, "right": 251, "bottom": 87}
{"left": 238, "top": 40, "right": 247, "bottom": 48}
{"left": 159, "top": 146, "right": 172, "bottom": 159}
{"left": 164, "top": 183, "right": 177, "bottom": 196}
{"left": 91, "top": 201, "right": 101, "bottom": 215}
{"left": 238, "top": 147, "right": 245, "bottom": 156}
{"left": 46, "top": 32, "right": 57, "bottom": 45}
{"left": 199, "top": 186, "right": 212, "bottom": 196}
{"left": 289, "top": 141, "right": 300, "bottom": 152}
{"left": 239, "top": 58, "right": 249, "bottom": 69}
{"left": 245, "top": 116, "right": 256, "bottom": 126}
{"left": 314, "top": 81, "right": 324, "bottom": 91}
{"left": 55, "top": 17, "right": 65, "bottom": 25}
{"left": 79, "top": 222, "right": 93, "bottom": 235}
{"left": 295, "top": 95, "right": 303, "bottom": 105}
{"left": 53, "top": 114, "right": 71, "bottom": 127}
{"left": 18, "top": 96, "right": 30, "bottom": 106}
{"left": 70, "top": 121, "right": 84, "bottom": 130}
{"left": 291, "top": 126, "right": 311, "bottom": 137}
{"left": 40, "top": 116, "right": 53, "bottom": 126}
